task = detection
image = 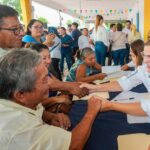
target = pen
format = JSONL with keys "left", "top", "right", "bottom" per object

{"left": 100, "top": 81, "right": 110, "bottom": 84}
{"left": 114, "top": 97, "right": 134, "bottom": 101}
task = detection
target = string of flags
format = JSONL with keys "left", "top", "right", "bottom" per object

{"left": 60, "top": 8, "right": 133, "bottom": 19}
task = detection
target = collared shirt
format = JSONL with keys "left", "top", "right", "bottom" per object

{"left": 0, "top": 99, "right": 71, "bottom": 150}
{"left": 118, "top": 64, "right": 150, "bottom": 92}
{"left": 91, "top": 25, "right": 109, "bottom": 46}
{"left": 78, "top": 35, "right": 90, "bottom": 50}
{"left": 0, "top": 48, "right": 7, "bottom": 58}
{"left": 118, "top": 64, "right": 150, "bottom": 118}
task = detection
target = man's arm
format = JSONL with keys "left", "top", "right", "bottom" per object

{"left": 48, "top": 77, "right": 89, "bottom": 98}
{"left": 69, "top": 97, "right": 101, "bottom": 150}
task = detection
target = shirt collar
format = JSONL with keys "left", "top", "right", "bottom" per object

{"left": 0, "top": 99, "right": 44, "bottom": 118}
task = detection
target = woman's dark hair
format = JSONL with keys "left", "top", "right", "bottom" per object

{"left": 130, "top": 39, "right": 144, "bottom": 66}
{"left": 60, "top": 27, "right": 66, "bottom": 31}
{"left": 26, "top": 19, "right": 43, "bottom": 35}
{"left": 30, "top": 43, "right": 49, "bottom": 53}
{"left": 117, "top": 23, "right": 123, "bottom": 31}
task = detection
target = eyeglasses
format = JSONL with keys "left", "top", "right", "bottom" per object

{"left": 32, "top": 26, "right": 44, "bottom": 30}
{"left": 0, "top": 24, "right": 25, "bottom": 35}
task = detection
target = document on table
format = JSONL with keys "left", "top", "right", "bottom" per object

{"left": 111, "top": 91, "right": 150, "bottom": 123}
{"left": 102, "top": 66, "right": 131, "bottom": 80}
{"left": 112, "top": 91, "right": 150, "bottom": 102}
{"left": 118, "top": 134, "right": 150, "bottom": 150}
{"left": 102, "top": 66, "right": 121, "bottom": 74}
{"left": 73, "top": 92, "right": 109, "bottom": 101}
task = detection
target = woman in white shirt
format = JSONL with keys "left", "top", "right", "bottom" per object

{"left": 91, "top": 15, "right": 109, "bottom": 66}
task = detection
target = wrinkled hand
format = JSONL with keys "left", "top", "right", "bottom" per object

{"left": 80, "top": 83, "right": 97, "bottom": 93}
{"left": 87, "top": 96, "right": 102, "bottom": 115}
{"left": 69, "top": 82, "right": 89, "bottom": 98}
{"left": 98, "top": 73, "right": 107, "bottom": 80}
{"left": 94, "top": 97, "right": 112, "bottom": 112}
{"left": 50, "top": 113, "right": 71, "bottom": 130}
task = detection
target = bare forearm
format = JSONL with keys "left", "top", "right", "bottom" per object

{"left": 76, "top": 74, "right": 100, "bottom": 83}
{"left": 69, "top": 112, "right": 97, "bottom": 150}
{"left": 96, "top": 81, "right": 123, "bottom": 92}
{"left": 110, "top": 102, "right": 147, "bottom": 116}
{"left": 49, "top": 81, "right": 70, "bottom": 92}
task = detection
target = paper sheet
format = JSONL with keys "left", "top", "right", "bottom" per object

{"left": 73, "top": 92, "right": 109, "bottom": 101}
{"left": 102, "top": 66, "right": 121, "bottom": 74}
{"left": 118, "top": 134, "right": 150, "bottom": 150}
{"left": 112, "top": 91, "right": 150, "bottom": 123}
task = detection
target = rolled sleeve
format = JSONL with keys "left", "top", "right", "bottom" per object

{"left": 117, "top": 71, "right": 142, "bottom": 91}
{"left": 140, "top": 99, "right": 150, "bottom": 117}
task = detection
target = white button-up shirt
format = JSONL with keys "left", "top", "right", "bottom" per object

{"left": 91, "top": 25, "right": 109, "bottom": 46}
{"left": 117, "top": 64, "right": 150, "bottom": 117}
{"left": 118, "top": 65, "right": 150, "bottom": 92}
{"left": 0, "top": 99, "right": 71, "bottom": 150}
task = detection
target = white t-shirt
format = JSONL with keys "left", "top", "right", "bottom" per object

{"left": 0, "top": 99, "right": 71, "bottom": 150}
{"left": 78, "top": 35, "right": 90, "bottom": 50}
{"left": 49, "top": 36, "right": 61, "bottom": 59}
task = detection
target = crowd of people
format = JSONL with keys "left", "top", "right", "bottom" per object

{"left": 0, "top": 4, "right": 150, "bottom": 150}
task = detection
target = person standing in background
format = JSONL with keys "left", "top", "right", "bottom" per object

{"left": 128, "top": 24, "right": 141, "bottom": 44}
{"left": 123, "top": 20, "right": 132, "bottom": 63}
{"left": 59, "top": 27, "right": 73, "bottom": 74}
{"left": 71, "top": 22, "right": 81, "bottom": 64}
{"left": 90, "top": 15, "right": 109, "bottom": 66}
{"left": 48, "top": 26, "right": 62, "bottom": 80}
{"left": 78, "top": 28, "right": 91, "bottom": 50}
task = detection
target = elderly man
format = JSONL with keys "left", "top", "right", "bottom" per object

{"left": 0, "top": 4, "right": 88, "bottom": 105}
{"left": 0, "top": 48, "right": 101, "bottom": 150}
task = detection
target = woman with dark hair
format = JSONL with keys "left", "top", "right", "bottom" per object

{"left": 90, "top": 15, "right": 109, "bottom": 66}
{"left": 121, "top": 39, "right": 144, "bottom": 70}
{"left": 22, "top": 19, "right": 55, "bottom": 47}
{"left": 109, "top": 23, "right": 128, "bottom": 65}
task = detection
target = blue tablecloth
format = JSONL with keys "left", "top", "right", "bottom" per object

{"left": 69, "top": 84, "right": 150, "bottom": 150}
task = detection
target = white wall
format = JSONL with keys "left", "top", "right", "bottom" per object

{"left": 128, "top": 0, "right": 144, "bottom": 38}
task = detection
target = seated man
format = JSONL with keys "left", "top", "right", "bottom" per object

{"left": 0, "top": 48, "right": 102, "bottom": 150}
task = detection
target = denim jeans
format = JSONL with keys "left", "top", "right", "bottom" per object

{"left": 95, "top": 41, "right": 107, "bottom": 66}
{"left": 60, "top": 51, "right": 72, "bottom": 73}
{"left": 112, "top": 49, "right": 126, "bottom": 65}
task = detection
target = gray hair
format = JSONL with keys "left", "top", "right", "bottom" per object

{"left": 0, "top": 48, "right": 41, "bottom": 99}
{"left": 80, "top": 47, "right": 94, "bottom": 60}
